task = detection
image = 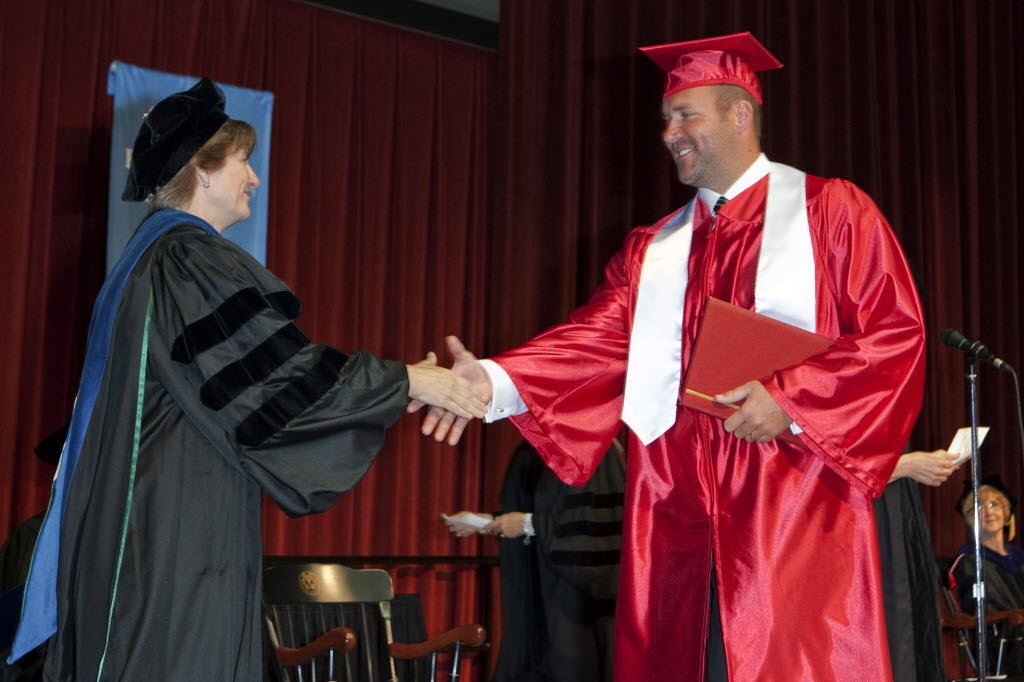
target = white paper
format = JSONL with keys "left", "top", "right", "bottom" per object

{"left": 441, "top": 512, "right": 491, "bottom": 530}
{"left": 948, "top": 426, "right": 990, "bottom": 466}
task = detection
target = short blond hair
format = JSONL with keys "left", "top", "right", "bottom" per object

{"left": 960, "top": 485, "right": 1011, "bottom": 516}
{"left": 148, "top": 119, "right": 256, "bottom": 210}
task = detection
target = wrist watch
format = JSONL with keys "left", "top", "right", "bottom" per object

{"left": 522, "top": 512, "right": 535, "bottom": 544}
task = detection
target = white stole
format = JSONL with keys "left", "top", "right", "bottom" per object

{"left": 621, "top": 162, "right": 815, "bottom": 445}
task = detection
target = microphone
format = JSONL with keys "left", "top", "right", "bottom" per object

{"left": 940, "top": 328, "right": 1014, "bottom": 373}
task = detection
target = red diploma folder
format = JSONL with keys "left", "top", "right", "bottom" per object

{"left": 681, "top": 297, "right": 833, "bottom": 440}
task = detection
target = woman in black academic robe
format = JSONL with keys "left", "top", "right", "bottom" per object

{"left": 952, "top": 476, "right": 1024, "bottom": 679}
{"left": 9, "top": 78, "right": 485, "bottom": 682}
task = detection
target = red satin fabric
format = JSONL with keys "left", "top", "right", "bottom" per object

{"left": 663, "top": 49, "right": 763, "bottom": 102}
{"left": 493, "top": 173, "right": 925, "bottom": 681}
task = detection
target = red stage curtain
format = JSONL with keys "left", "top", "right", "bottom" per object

{"left": 492, "top": 0, "right": 1023, "bottom": 558}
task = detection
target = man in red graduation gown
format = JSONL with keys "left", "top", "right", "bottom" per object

{"left": 420, "top": 32, "right": 924, "bottom": 681}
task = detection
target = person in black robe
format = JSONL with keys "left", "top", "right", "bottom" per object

{"left": 446, "top": 440, "right": 625, "bottom": 682}
{"left": 952, "top": 476, "right": 1024, "bottom": 679}
{"left": 874, "top": 449, "right": 957, "bottom": 682}
{"left": 6, "top": 77, "right": 486, "bottom": 681}
{"left": 0, "top": 427, "right": 66, "bottom": 594}
{"left": 0, "top": 426, "right": 65, "bottom": 682}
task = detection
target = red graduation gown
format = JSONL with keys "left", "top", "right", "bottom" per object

{"left": 492, "top": 173, "right": 925, "bottom": 681}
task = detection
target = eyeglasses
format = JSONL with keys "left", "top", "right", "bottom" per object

{"left": 965, "top": 499, "right": 1006, "bottom": 511}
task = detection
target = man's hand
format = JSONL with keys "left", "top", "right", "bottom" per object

{"left": 406, "top": 351, "right": 488, "bottom": 420}
{"left": 717, "top": 381, "right": 792, "bottom": 443}
{"left": 483, "top": 512, "right": 526, "bottom": 538}
{"left": 413, "top": 336, "right": 492, "bottom": 446}
{"left": 889, "top": 450, "right": 959, "bottom": 486}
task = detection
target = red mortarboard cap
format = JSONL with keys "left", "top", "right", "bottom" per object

{"left": 639, "top": 31, "right": 783, "bottom": 104}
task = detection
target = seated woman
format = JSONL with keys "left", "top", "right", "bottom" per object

{"left": 951, "top": 475, "right": 1024, "bottom": 676}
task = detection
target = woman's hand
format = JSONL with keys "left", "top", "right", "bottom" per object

{"left": 407, "top": 352, "right": 488, "bottom": 421}
{"left": 889, "top": 450, "right": 959, "bottom": 486}
{"left": 444, "top": 511, "right": 492, "bottom": 538}
{"left": 412, "top": 336, "right": 493, "bottom": 446}
{"left": 483, "top": 512, "right": 527, "bottom": 538}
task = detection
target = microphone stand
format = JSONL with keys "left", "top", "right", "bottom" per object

{"left": 940, "top": 328, "right": 1023, "bottom": 679}
{"left": 966, "top": 355, "right": 988, "bottom": 680}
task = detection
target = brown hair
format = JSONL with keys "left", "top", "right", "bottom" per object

{"left": 714, "top": 84, "right": 763, "bottom": 139}
{"left": 147, "top": 119, "right": 257, "bottom": 210}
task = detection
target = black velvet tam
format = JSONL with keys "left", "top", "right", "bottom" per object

{"left": 34, "top": 423, "right": 69, "bottom": 466}
{"left": 121, "top": 77, "right": 228, "bottom": 201}
{"left": 957, "top": 474, "right": 1018, "bottom": 514}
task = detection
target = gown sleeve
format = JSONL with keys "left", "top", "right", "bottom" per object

{"left": 490, "top": 230, "right": 650, "bottom": 486}
{"left": 762, "top": 179, "right": 926, "bottom": 497}
{"left": 145, "top": 227, "right": 410, "bottom": 516}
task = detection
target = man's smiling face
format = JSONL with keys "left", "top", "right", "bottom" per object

{"left": 660, "top": 85, "right": 739, "bottom": 194}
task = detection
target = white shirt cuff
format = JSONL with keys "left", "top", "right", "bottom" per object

{"left": 790, "top": 421, "right": 803, "bottom": 435}
{"left": 480, "top": 359, "right": 528, "bottom": 422}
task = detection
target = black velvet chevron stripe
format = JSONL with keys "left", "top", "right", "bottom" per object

{"left": 199, "top": 324, "right": 312, "bottom": 411}
{"left": 552, "top": 519, "right": 623, "bottom": 539}
{"left": 563, "top": 492, "right": 625, "bottom": 511}
{"left": 171, "top": 288, "right": 301, "bottom": 363}
{"left": 266, "top": 291, "right": 302, "bottom": 318}
{"left": 548, "top": 549, "right": 621, "bottom": 567}
{"left": 235, "top": 347, "right": 347, "bottom": 447}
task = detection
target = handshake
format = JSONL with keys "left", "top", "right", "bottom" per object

{"left": 406, "top": 334, "right": 795, "bottom": 446}
{"left": 405, "top": 336, "right": 491, "bottom": 445}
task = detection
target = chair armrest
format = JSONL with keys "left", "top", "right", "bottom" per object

{"left": 987, "top": 609, "right": 1024, "bottom": 626}
{"left": 941, "top": 613, "right": 976, "bottom": 629}
{"left": 389, "top": 624, "right": 486, "bottom": 659}
{"left": 275, "top": 627, "right": 358, "bottom": 666}
{"left": 941, "top": 609, "right": 1024, "bottom": 630}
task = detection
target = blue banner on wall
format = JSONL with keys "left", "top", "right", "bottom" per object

{"left": 106, "top": 61, "right": 273, "bottom": 270}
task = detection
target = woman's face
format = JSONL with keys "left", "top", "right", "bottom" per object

{"left": 963, "top": 486, "right": 1011, "bottom": 541}
{"left": 201, "top": 147, "right": 260, "bottom": 230}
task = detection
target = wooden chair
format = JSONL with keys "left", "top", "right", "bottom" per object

{"left": 937, "top": 557, "right": 1024, "bottom": 680}
{"left": 265, "top": 620, "right": 357, "bottom": 682}
{"left": 264, "top": 562, "right": 485, "bottom": 682}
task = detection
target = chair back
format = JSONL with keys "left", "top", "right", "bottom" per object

{"left": 264, "top": 562, "right": 428, "bottom": 682}
{"left": 265, "top": 563, "right": 395, "bottom": 603}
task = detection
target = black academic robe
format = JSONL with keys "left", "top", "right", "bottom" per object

{"left": 492, "top": 443, "right": 623, "bottom": 682}
{"left": 0, "top": 514, "right": 44, "bottom": 595}
{"left": 0, "top": 514, "right": 45, "bottom": 682}
{"left": 44, "top": 224, "right": 408, "bottom": 681}
{"left": 953, "top": 544, "right": 1024, "bottom": 678}
{"left": 873, "top": 478, "right": 945, "bottom": 682}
